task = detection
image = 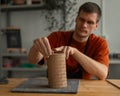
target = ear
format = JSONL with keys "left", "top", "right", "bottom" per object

{"left": 75, "top": 17, "right": 77, "bottom": 23}
{"left": 95, "top": 23, "right": 98, "bottom": 30}
{"left": 76, "top": 16, "right": 79, "bottom": 22}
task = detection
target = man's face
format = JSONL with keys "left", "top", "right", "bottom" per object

{"left": 75, "top": 10, "right": 98, "bottom": 38}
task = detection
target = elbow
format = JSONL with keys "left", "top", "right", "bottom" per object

{"left": 98, "top": 70, "right": 108, "bottom": 80}
{"left": 99, "top": 74, "right": 107, "bottom": 80}
{"left": 97, "top": 65, "right": 108, "bottom": 80}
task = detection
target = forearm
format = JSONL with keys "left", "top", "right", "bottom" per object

{"left": 28, "top": 46, "right": 44, "bottom": 64}
{"left": 72, "top": 48, "right": 108, "bottom": 80}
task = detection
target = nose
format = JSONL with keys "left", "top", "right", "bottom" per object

{"left": 81, "top": 21, "right": 87, "bottom": 28}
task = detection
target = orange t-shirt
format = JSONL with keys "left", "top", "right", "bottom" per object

{"left": 47, "top": 31, "right": 109, "bottom": 79}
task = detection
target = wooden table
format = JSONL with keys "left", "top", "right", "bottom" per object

{"left": 0, "top": 78, "right": 120, "bottom": 96}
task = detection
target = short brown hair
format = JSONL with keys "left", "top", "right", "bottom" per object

{"left": 78, "top": 2, "right": 102, "bottom": 22}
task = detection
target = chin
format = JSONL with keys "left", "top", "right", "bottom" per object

{"left": 78, "top": 33, "right": 88, "bottom": 38}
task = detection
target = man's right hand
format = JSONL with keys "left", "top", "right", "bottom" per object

{"left": 33, "top": 37, "right": 53, "bottom": 58}
{"left": 28, "top": 45, "right": 43, "bottom": 64}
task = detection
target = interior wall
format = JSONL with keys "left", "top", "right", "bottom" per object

{"left": 0, "top": 0, "right": 120, "bottom": 79}
{"left": 103, "top": 0, "right": 120, "bottom": 53}
{"left": 0, "top": 0, "right": 120, "bottom": 53}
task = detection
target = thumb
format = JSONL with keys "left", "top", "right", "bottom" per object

{"left": 53, "top": 46, "right": 64, "bottom": 53}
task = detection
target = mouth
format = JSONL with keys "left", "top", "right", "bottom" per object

{"left": 77, "top": 27, "right": 87, "bottom": 32}
{"left": 79, "top": 29, "right": 87, "bottom": 33}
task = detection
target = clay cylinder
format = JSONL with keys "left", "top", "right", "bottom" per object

{"left": 47, "top": 53, "right": 67, "bottom": 88}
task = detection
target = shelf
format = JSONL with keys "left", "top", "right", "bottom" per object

{"left": 0, "top": 4, "right": 51, "bottom": 12}
{"left": 2, "top": 52, "right": 28, "bottom": 57}
{"left": 110, "top": 59, "right": 120, "bottom": 64}
{"left": 0, "top": 1, "right": 65, "bottom": 78}
{"left": 3, "top": 66, "right": 47, "bottom": 71}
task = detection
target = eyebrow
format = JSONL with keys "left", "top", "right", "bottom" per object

{"left": 78, "top": 17, "right": 96, "bottom": 25}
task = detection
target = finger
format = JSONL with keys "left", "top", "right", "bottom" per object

{"left": 42, "top": 37, "right": 52, "bottom": 55}
{"left": 66, "top": 46, "right": 70, "bottom": 59}
{"left": 28, "top": 46, "right": 38, "bottom": 64}
{"left": 63, "top": 46, "right": 68, "bottom": 59}
{"left": 34, "top": 39, "right": 41, "bottom": 51}
{"left": 33, "top": 39, "right": 39, "bottom": 50}
{"left": 34, "top": 39, "right": 45, "bottom": 55}
{"left": 40, "top": 38, "right": 50, "bottom": 56}
{"left": 63, "top": 46, "right": 70, "bottom": 59}
{"left": 28, "top": 46, "right": 34, "bottom": 63}
{"left": 54, "top": 46, "right": 64, "bottom": 53}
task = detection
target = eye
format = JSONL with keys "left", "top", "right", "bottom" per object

{"left": 77, "top": 17, "right": 96, "bottom": 26}
{"left": 78, "top": 17, "right": 85, "bottom": 23}
{"left": 87, "top": 21, "right": 95, "bottom": 25}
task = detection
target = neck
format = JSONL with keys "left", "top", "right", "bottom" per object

{"left": 73, "top": 32, "right": 89, "bottom": 43}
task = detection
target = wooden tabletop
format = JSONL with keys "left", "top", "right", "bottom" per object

{"left": 107, "top": 79, "right": 120, "bottom": 89}
{"left": 0, "top": 78, "right": 120, "bottom": 96}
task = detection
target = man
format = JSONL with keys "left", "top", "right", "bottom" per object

{"left": 28, "top": 2, "right": 109, "bottom": 80}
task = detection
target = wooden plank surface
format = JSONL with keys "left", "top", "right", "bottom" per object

{"left": 107, "top": 79, "right": 120, "bottom": 89}
{"left": 0, "top": 78, "right": 120, "bottom": 96}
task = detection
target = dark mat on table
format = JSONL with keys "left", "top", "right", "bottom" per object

{"left": 11, "top": 78, "right": 80, "bottom": 94}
